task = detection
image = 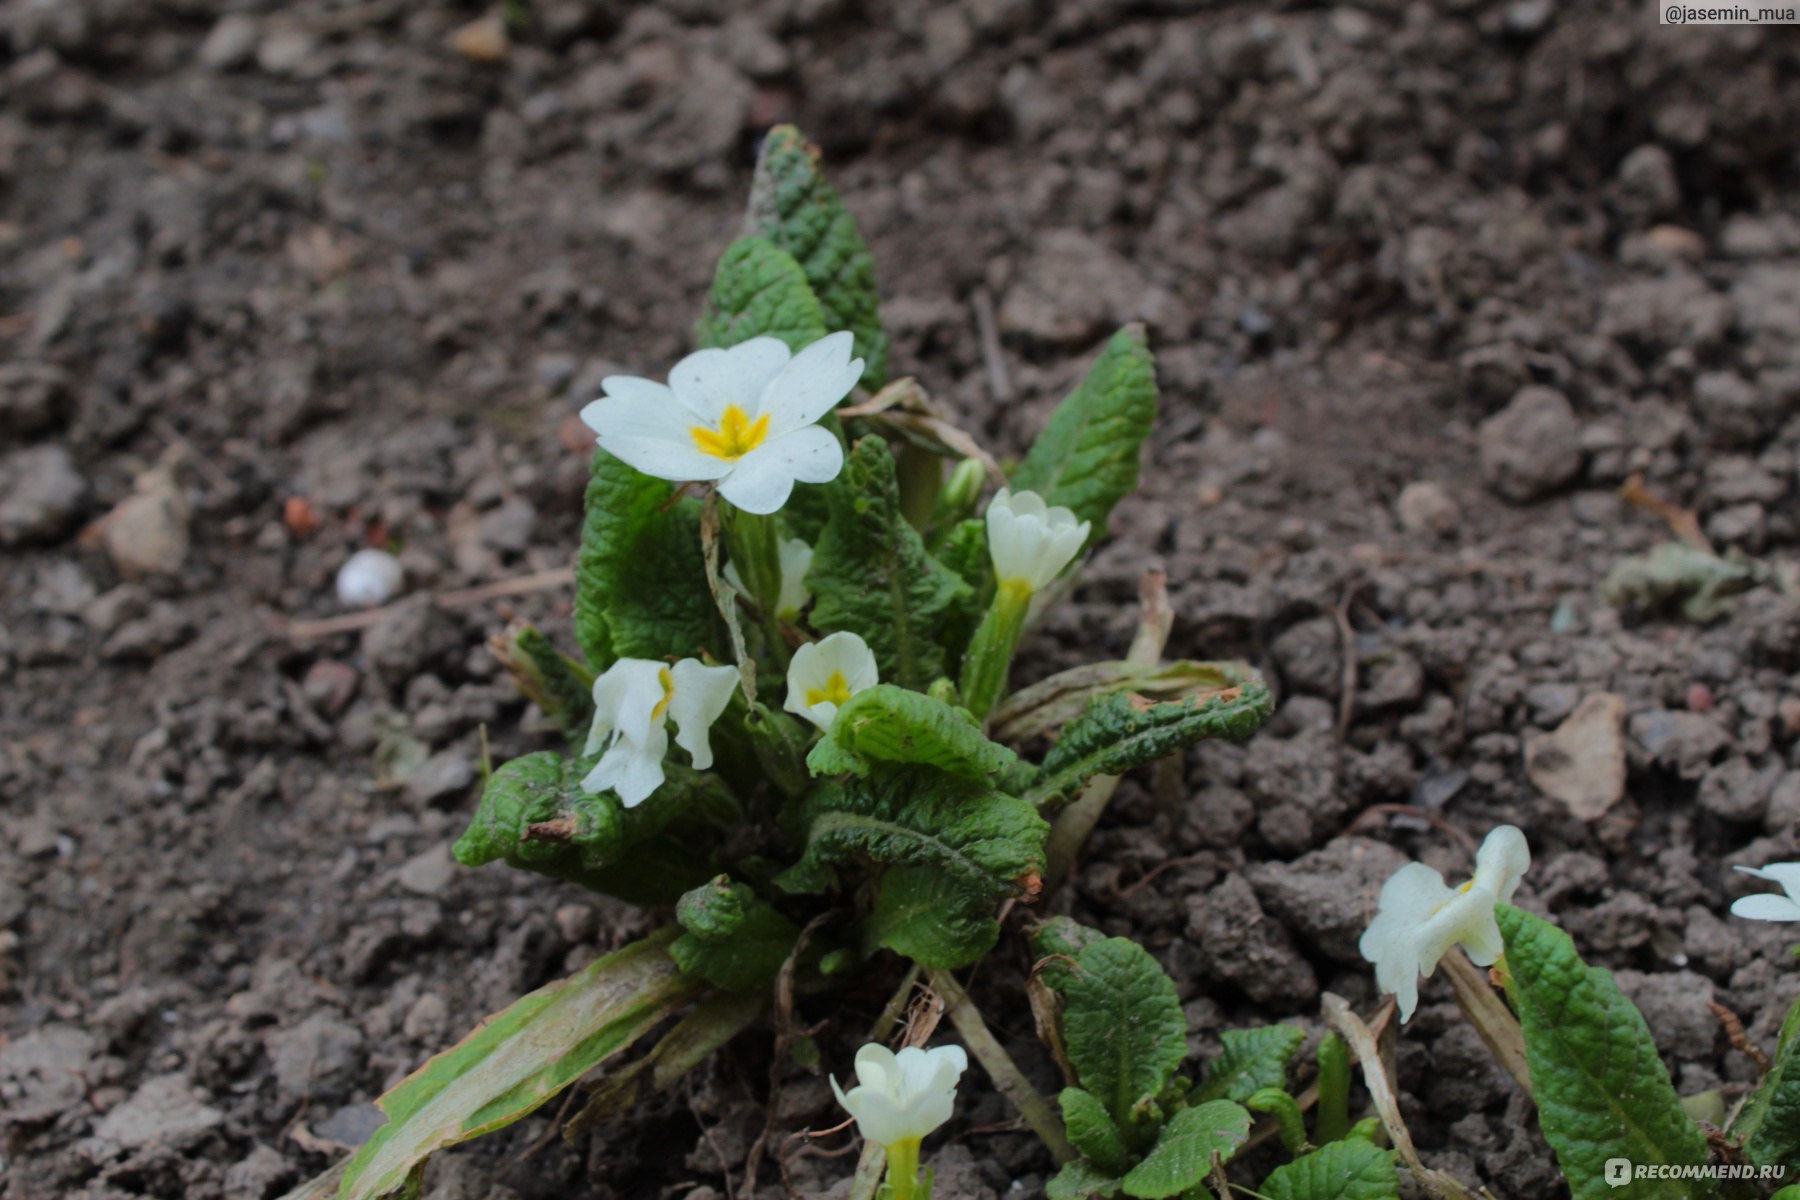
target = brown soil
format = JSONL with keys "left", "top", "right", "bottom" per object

{"left": 4, "top": 2, "right": 1799, "bottom": 1198}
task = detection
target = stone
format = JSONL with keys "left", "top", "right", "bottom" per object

{"left": 0, "top": 443, "right": 87, "bottom": 544}
{"left": 267, "top": 1012, "right": 364, "bottom": 1101}
{"left": 1524, "top": 693, "right": 1627, "bottom": 820}
{"left": 1395, "top": 480, "right": 1460, "bottom": 536}
{"left": 199, "top": 15, "right": 259, "bottom": 71}
{"left": 91, "top": 1073, "right": 224, "bottom": 1150}
{"left": 406, "top": 752, "right": 475, "bottom": 807}
{"left": 395, "top": 842, "right": 456, "bottom": 895}
{"left": 101, "top": 467, "right": 190, "bottom": 578}
{"left": 1478, "top": 386, "right": 1582, "bottom": 502}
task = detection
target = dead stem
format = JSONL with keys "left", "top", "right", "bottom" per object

{"left": 1441, "top": 951, "right": 1532, "bottom": 1097}
{"left": 926, "top": 967, "right": 1073, "bottom": 1165}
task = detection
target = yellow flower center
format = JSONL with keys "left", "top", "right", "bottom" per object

{"left": 692, "top": 405, "right": 771, "bottom": 461}
{"left": 652, "top": 667, "right": 675, "bottom": 722}
{"left": 805, "top": 671, "right": 853, "bottom": 708}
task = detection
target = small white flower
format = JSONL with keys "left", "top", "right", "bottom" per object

{"left": 336, "top": 548, "right": 404, "bottom": 607}
{"left": 830, "top": 1043, "right": 969, "bottom": 1149}
{"left": 1358, "top": 825, "right": 1531, "bottom": 1023}
{"left": 580, "top": 657, "right": 738, "bottom": 807}
{"left": 725, "top": 536, "right": 814, "bottom": 620}
{"left": 579, "top": 332, "right": 863, "bottom": 515}
{"left": 784, "top": 631, "right": 879, "bottom": 732}
{"left": 985, "top": 488, "right": 1090, "bottom": 594}
{"left": 1730, "top": 863, "right": 1800, "bottom": 921}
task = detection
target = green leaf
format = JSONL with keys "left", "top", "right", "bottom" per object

{"left": 575, "top": 450, "right": 723, "bottom": 667}
{"left": 1047, "top": 1160, "right": 1124, "bottom": 1200}
{"left": 1260, "top": 1140, "right": 1399, "bottom": 1200}
{"left": 864, "top": 865, "right": 1003, "bottom": 970}
{"left": 669, "top": 876, "right": 800, "bottom": 993}
{"left": 452, "top": 751, "right": 731, "bottom": 905}
{"left": 568, "top": 991, "right": 766, "bottom": 1135}
{"left": 744, "top": 125, "right": 888, "bottom": 388}
{"left": 339, "top": 932, "right": 702, "bottom": 1200}
{"left": 1734, "top": 992, "right": 1800, "bottom": 1169}
{"left": 1061, "top": 1087, "right": 1135, "bottom": 1175}
{"left": 993, "top": 659, "right": 1265, "bottom": 744}
{"left": 1496, "top": 905, "right": 1716, "bottom": 1200}
{"left": 1119, "top": 1100, "right": 1252, "bottom": 1199}
{"left": 808, "top": 684, "right": 1023, "bottom": 785}
{"left": 1032, "top": 915, "right": 1108, "bottom": 960}
{"left": 1010, "top": 325, "right": 1157, "bottom": 545}
{"left": 492, "top": 625, "right": 595, "bottom": 743}
{"left": 777, "top": 768, "right": 1047, "bottom": 903}
{"left": 1196, "top": 1025, "right": 1306, "bottom": 1104}
{"left": 1026, "top": 684, "right": 1275, "bottom": 810}
{"left": 695, "top": 235, "right": 829, "bottom": 353}
{"left": 807, "top": 438, "right": 974, "bottom": 689}
{"left": 1039, "top": 937, "right": 1187, "bottom": 1128}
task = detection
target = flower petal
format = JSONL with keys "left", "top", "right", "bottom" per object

{"left": 1731, "top": 892, "right": 1800, "bottom": 921}
{"left": 669, "top": 339, "right": 792, "bottom": 423}
{"left": 854, "top": 1043, "right": 899, "bottom": 1091}
{"left": 717, "top": 426, "right": 845, "bottom": 514}
{"left": 590, "top": 434, "right": 731, "bottom": 484}
{"left": 667, "top": 659, "right": 739, "bottom": 769}
{"left": 760, "top": 331, "right": 862, "bottom": 433}
{"left": 1736, "top": 862, "right": 1800, "bottom": 900}
{"left": 581, "top": 725, "right": 669, "bottom": 807}
{"left": 1472, "top": 825, "right": 1531, "bottom": 904}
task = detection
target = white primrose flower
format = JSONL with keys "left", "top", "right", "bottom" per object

{"left": 725, "top": 535, "right": 814, "bottom": 620}
{"left": 579, "top": 332, "right": 863, "bottom": 515}
{"left": 580, "top": 657, "right": 738, "bottom": 807}
{"left": 831, "top": 1042, "right": 969, "bottom": 1150}
{"left": 985, "top": 488, "right": 1090, "bottom": 594}
{"left": 783, "top": 631, "right": 879, "bottom": 732}
{"left": 1730, "top": 863, "right": 1800, "bottom": 921}
{"left": 1358, "top": 825, "right": 1531, "bottom": 1023}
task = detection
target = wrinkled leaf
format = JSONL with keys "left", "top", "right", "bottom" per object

{"left": 1196, "top": 1025, "right": 1306, "bottom": 1104}
{"left": 1260, "top": 1140, "right": 1399, "bottom": 1200}
{"left": 864, "top": 865, "right": 1004, "bottom": 970}
{"left": 1039, "top": 936, "right": 1187, "bottom": 1129}
{"left": 1047, "top": 1160, "right": 1124, "bottom": 1200}
{"left": 807, "top": 437, "right": 973, "bottom": 689}
{"left": 669, "top": 876, "right": 800, "bottom": 993}
{"left": 1120, "top": 1100, "right": 1252, "bottom": 1199}
{"left": 695, "top": 235, "right": 829, "bottom": 353}
{"left": 744, "top": 125, "right": 888, "bottom": 388}
{"left": 575, "top": 451, "right": 723, "bottom": 667}
{"left": 993, "top": 659, "right": 1263, "bottom": 744}
{"left": 1598, "top": 541, "right": 1765, "bottom": 625}
{"left": 1496, "top": 906, "right": 1715, "bottom": 1200}
{"left": 1734, "top": 992, "right": 1800, "bottom": 1170}
{"left": 1061, "top": 1087, "right": 1134, "bottom": 1175}
{"left": 340, "top": 932, "right": 702, "bottom": 1200}
{"left": 808, "top": 684, "right": 1025, "bottom": 786}
{"left": 1010, "top": 325, "right": 1157, "bottom": 546}
{"left": 1027, "top": 684, "right": 1274, "bottom": 810}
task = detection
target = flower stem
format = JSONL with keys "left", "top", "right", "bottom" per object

{"left": 958, "top": 580, "right": 1032, "bottom": 721}
{"left": 885, "top": 1137, "right": 921, "bottom": 1200}
{"left": 720, "top": 505, "right": 790, "bottom": 669}
{"left": 926, "top": 967, "right": 1073, "bottom": 1164}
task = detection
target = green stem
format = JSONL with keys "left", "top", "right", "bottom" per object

{"left": 958, "top": 580, "right": 1032, "bottom": 721}
{"left": 720, "top": 506, "right": 791, "bottom": 670}
{"left": 926, "top": 968, "right": 1073, "bottom": 1164}
{"left": 885, "top": 1137, "right": 921, "bottom": 1200}
{"left": 1314, "top": 1032, "right": 1351, "bottom": 1144}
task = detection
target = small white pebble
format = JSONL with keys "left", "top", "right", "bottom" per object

{"left": 336, "top": 548, "right": 404, "bottom": 607}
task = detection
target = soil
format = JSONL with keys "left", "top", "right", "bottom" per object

{"left": 4, "top": 2, "right": 1800, "bottom": 1199}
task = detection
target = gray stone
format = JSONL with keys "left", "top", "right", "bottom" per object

{"left": 268, "top": 1012, "right": 365, "bottom": 1101}
{"left": 0, "top": 444, "right": 87, "bottom": 545}
{"left": 1478, "top": 387, "right": 1582, "bottom": 502}
{"left": 92, "top": 1073, "right": 224, "bottom": 1150}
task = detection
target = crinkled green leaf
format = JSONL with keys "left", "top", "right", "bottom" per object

{"left": 1047, "top": 1160, "right": 1124, "bottom": 1200}
{"left": 1497, "top": 905, "right": 1715, "bottom": 1200}
{"left": 1061, "top": 1087, "right": 1134, "bottom": 1175}
{"left": 1010, "top": 325, "right": 1157, "bottom": 545}
{"left": 1119, "top": 1100, "right": 1251, "bottom": 1199}
{"left": 493, "top": 625, "right": 595, "bottom": 743}
{"left": 1027, "top": 683, "right": 1275, "bottom": 809}
{"left": 575, "top": 450, "right": 723, "bottom": 667}
{"left": 1040, "top": 937, "right": 1187, "bottom": 1128}
{"left": 1734, "top": 992, "right": 1800, "bottom": 1170}
{"left": 669, "top": 876, "right": 800, "bottom": 993}
{"left": 776, "top": 768, "right": 1047, "bottom": 901}
{"left": 339, "top": 932, "right": 701, "bottom": 1200}
{"left": 807, "top": 438, "right": 973, "bottom": 689}
{"left": 695, "top": 235, "right": 829, "bottom": 353}
{"left": 1599, "top": 541, "right": 1765, "bottom": 625}
{"left": 994, "top": 659, "right": 1264, "bottom": 745}
{"left": 808, "top": 684, "right": 1023, "bottom": 786}
{"left": 453, "top": 751, "right": 731, "bottom": 905}
{"left": 863, "top": 865, "right": 1001, "bottom": 970}
{"left": 1196, "top": 1025, "right": 1306, "bottom": 1104}
{"left": 1260, "top": 1140, "right": 1399, "bottom": 1200}
{"left": 744, "top": 125, "right": 888, "bottom": 388}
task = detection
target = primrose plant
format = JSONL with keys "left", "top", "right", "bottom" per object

{"left": 333, "top": 126, "right": 1274, "bottom": 1200}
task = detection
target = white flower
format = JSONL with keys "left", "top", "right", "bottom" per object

{"left": 336, "top": 548, "right": 404, "bottom": 607}
{"left": 1730, "top": 863, "right": 1800, "bottom": 921}
{"left": 985, "top": 488, "right": 1090, "bottom": 594}
{"left": 1358, "top": 825, "right": 1531, "bottom": 1023}
{"left": 725, "top": 536, "right": 814, "bottom": 620}
{"left": 579, "top": 332, "right": 863, "bottom": 515}
{"left": 580, "top": 657, "right": 738, "bottom": 807}
{"left": 831, "top": 1043, "right": 969, "bottom": 1149}
{"left": 784, "top": 631, "right": 878, "bottom": 732}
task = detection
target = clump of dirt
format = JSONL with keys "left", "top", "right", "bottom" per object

{"left": 4, "top": 3, "right": 1799, "bottom": 1198}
